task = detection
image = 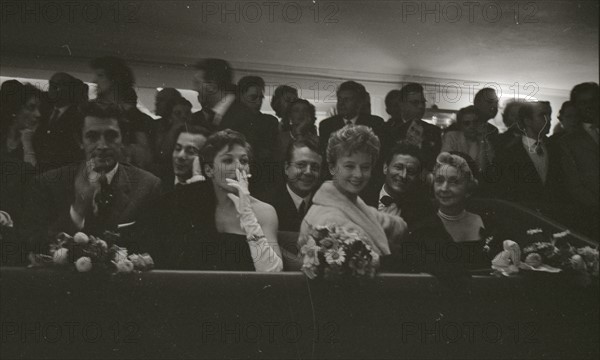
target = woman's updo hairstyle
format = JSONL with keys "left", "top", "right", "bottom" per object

{"left": 434, "top": 151, "right": 479, "bottom": 192}
{"left": 326, "top": 125, "right": 380, "bottom": 167}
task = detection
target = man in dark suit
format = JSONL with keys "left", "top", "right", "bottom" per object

{"left": 160, "top": 125, "right": 209, "bottom": 193}
{"left": 319, "top": 81, "right": 385, "bottom": 201}
{"left": 492, "top": 99, "right": 524, "bottom": 153}
{"left": 191, "top": 58, "right": 237, "bottom": 132}
{"left": 34, "top": 72, "right": 86, "bottom": 171}
{"left": 318, "top": 81, "right": 385, "bottom": 154}
{"left": 381, "top": 83, "right": 441, "bottom": 171}
{"left": 218, "top": 76, "right": 281, "bottom": 197}
{"left": 559, "top": 82, "right": 599, "bottom": 238}
{"left": 264, "top": 136, "right": 323, "bottom": 232}
{"left": 21, "top": 102, "right": 161, "bottom": 254}
{"left": 364, "top": 142, "right": 433, "bottom": 229}
{"left": 493, "top": 101, "right": 564, "bottom": 215}
{"left": 384, "top": 89, "right": 405, "bottom": 127}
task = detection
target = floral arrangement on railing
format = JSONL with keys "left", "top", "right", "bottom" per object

{"left": 299, "top": 224, "right": 379, "bottom": 281}
{"left": 490, "top": 228, "right": 599, "bottom": 284}
{"left": 28, "top": 231, "right": 154, "bottom": 274}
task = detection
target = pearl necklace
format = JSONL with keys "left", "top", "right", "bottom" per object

{"left": 437, "top": 209, "right": 467, "bottom": 222}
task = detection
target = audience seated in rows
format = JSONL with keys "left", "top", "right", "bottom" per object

{"left": 1, "top": 55, "right": 598, "bottom": 271}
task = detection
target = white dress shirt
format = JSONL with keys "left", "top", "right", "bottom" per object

{"left": 377, "top": 185, "right": 402, "bottom": 217}
{"left": 212, "top": 94, "right": 235, "bottom": 126}
{"left": 286, "top": 184, "right": 311, "bottom": 212}
{"left": 343, "top": 115, "right": 359, "bottom": 126}
{"left": 582, "top": 123, "right": 599, "bottom": 144}
{"left": 521, "top": 135, "right": 548, "bottom": 184}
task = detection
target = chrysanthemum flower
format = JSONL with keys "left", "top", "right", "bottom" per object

{"left": 325, "top": 248, "right": 346, "bottom": 265}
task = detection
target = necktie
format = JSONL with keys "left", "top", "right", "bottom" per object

{"left": 95, "top": 174, "right": 113, "bottom": 222}
{"left": 298, "top": 201, "right": 307, "bottom": 218}
{"left": 533, "top": 141, "right": 544, "bottom": 156}
{"left": 49, "top": 108, "right": 60, "bottom": 126}
{"left": 380, "top": 195, "right": 394, "bottom": 207}
{"left": 204, "top": 108, "right": 217, "bottom": 126}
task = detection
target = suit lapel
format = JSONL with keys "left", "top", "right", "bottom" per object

{"left": 577, "top": 128, "right": 599, "bottom": 152}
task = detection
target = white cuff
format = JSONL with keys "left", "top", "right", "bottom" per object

{"left": 69, "top": 205, "right": 85, "bottom": 230}
{"left": 248, "top": 237, "right": 283, "bottom": 272}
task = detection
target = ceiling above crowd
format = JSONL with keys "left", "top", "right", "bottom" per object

{"left": 1, "top": 0, "right": 598, "bottom": 91}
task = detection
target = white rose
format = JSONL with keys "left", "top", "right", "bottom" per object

{"left": 73, "top": 232, "right": 89, "bottom": 244}
{"left": 52, "top": 248, "right": 69, "bottom": 265}
{"left": 97, "top": 239, "right": 108, "bottom": 250}
{"left": 114, "top": 259, "right": 134, "bottom": 273}
{"left": 75, "top": 257, "right": 93, "bottom": 272}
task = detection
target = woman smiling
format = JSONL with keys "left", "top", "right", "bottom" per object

{"left": 401, "top": 152, "right": 491, "bottom": 275}
{"left": 299, "top": 125, "right": 406, "bottom": 257}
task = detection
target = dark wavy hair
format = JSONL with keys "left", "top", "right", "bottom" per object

{"left": 200, "top": 129, "right": 253, "bottom": 176}
{"left": 76, "top": 100, "right": 129, "bottom": 143}
{"left": 0, "top": 81, "right": 42, "bottom": 136}
{"left": 270, "top": 85, "right": 298, "bottom": 118}
{"left": 90, "top": 56, "right": 135, "bottom": 99}
{"left": 194, "top": 58, "right": 234, "bottom": 90}
{"left": 284, "top": 134, "right": 321, "bottom": 164}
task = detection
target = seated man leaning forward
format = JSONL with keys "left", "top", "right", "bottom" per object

{"left": 21, "top": 101, "right": 161, "bottom": 253}
{"left": 299, "top": 125, "right": 407, "bottom": 258}
{"left": 165, "top": 124, "right": 209, "bottom": 191}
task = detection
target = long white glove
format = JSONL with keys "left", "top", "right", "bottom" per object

{"left": 0, "top": 210, "right": 14, "bottom": 228}
{"left": 226, "top": 169, "right": 283, "bottom": 272}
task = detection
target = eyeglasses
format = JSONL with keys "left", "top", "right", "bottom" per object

{"left": 292, "top": 161, "right": 321, "bottom": 171}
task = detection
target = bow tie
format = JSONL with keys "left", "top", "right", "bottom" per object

{"left": 380, "top": 195, "right": 394, "bottom": 207}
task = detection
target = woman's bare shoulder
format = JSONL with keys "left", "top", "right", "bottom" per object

{"left": 250, "top": 197, "right": 277, "bottom": 218}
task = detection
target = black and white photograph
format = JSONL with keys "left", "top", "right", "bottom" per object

{"left": 0, "top": 0, "right": 598, "bottom": 358}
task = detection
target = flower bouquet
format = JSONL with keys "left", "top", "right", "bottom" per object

{"left": 299, "top": 224, "right": 379, "bottom": 281}
{"left": 28, "top": 231, "right": 154, "bottom": 274}
{"left": 519, "top": 229, "right": 599, "bottom": 284}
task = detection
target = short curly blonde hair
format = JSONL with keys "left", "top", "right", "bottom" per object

{"left": 434, "top": 152, "right": 478, "bottom": 190}
{"left": 326, "top": 125, "right": 380, "bottom": 166}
